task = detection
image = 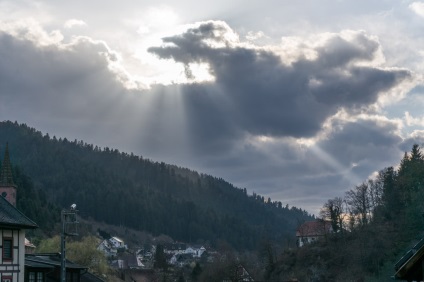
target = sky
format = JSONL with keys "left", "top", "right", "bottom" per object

{"left": 1, "top": 0, "right": 424, "bottom": 215}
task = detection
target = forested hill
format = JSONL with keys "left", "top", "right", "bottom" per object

{"left": 0, "top": 121, "right": 312, "bottom": 250}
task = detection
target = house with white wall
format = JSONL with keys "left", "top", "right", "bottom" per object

{"left": 296, "top": 220, "right": 333, "bottom": 247}
{"left": 109, "top": 237, "right": 126, "bottom": 249}
{"left": 97, "top": 239, "right": 118, "bottom": 257}
{"left": 0, "top": 144, "right": 38, "bottom": 282}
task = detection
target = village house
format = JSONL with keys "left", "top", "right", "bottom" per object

{"left": 97, "top": 236, "right": 128, "bottom": 259}
{"left": 223, "top": 264, "right": 255, "bottom": 282}
{"left": 97, "top": 239, "right": 118, "bottom": 258}
{"left": 24, "top": 239, "right": 36, "bottom": 254}
{"left": 185, "top": 245, "right": 206, "bottom": 258}
{"left": 296, "top": 220, "right": 333, "bottom": 247}
{"left": 164, "top": 243, "right": 207, "bottom": 266}
{"left": 164, "top": 243, "right": 205, "bottom": 257}
{"left": 109, "top": 237, "right": 126, "bottom": 249}
{"left": 0, "top": 144, "right": 38, "bottom": 282}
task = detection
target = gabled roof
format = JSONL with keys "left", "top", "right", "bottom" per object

{"left": 111, "top": 236, "right": 123, "bottom": 242}
{"left": 296, "top": 220, "right": 332, "bottom": 237}
{"left": 0, "top": 143, "right": 15, "bottom": 187}
{"left": 394, "top": 238, "right": 424, "bottom": 280}
{"left": 81, "top": 272, "right": 106, "bottom": 282}
{"left": 0, "top": 196, "right": 37, "bottom": 229}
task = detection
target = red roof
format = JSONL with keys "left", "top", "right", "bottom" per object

{"left": 296, "top": 220, "right": 332, "bottom": 237}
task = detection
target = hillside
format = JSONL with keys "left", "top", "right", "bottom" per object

{"left": 261, "top": 144, "right": 424, "bottom": 281}
{"left": 0, "top": 120, "right": 312, "bottom": 250}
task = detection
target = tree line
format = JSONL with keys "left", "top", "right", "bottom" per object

{"left": 263, "top": 144, "right": 424, "bottom": 281}
{"left": 0, "top": 120, "right": 312, "bottom": 251}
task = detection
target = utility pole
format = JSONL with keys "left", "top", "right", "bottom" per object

{"left": 60, "top": 204, "right": 79, "bottom": 282}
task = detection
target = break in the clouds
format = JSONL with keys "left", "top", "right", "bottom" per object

{"left": 0, "top": 15, "right": 420, "bottom": 214}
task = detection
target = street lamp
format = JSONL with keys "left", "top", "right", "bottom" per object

{"left": 60, "top": 204, "right": 79, "bottom": 282}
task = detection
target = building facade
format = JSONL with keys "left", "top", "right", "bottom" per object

{"left": 0, "top": 144, "right": 38, "bottom": 282}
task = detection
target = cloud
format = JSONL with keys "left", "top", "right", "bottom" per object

{"left": 409, "top": 2, "right": 424, "bottom": 17}
{"left": 0, "top": 28, "right": 130, "bottom": 132}
{"left": 399, "top": 130, "right": 424, "bottom": 152}
{"left": 404, "top": 111, "right": 424, "bottom": 126}
{"left": 149, "top": 21, "right": 411, "bottom": 145}
{"left": 64, "top": 19, "right": 87, "bottom": 29}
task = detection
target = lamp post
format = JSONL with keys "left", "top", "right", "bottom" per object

{"left": 60, "top": 204, "right": 79, "bottom": 282}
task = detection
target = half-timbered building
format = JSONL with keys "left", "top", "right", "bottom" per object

{"left": 0, "top": 144, "right": 38, "bottom": 282}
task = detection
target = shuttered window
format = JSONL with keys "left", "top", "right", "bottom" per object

{"left": 2, "top": 238, "right": 12, "bottom": 261}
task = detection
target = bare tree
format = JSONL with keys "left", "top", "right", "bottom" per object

{"left": 320, "top": 197, "right": 346, "bottom": 233}
{"left": 367, "top": 170, "right": 385, "bottom": 213}
{"left": 346, "top": 182, "right": 371, "bottom": 226}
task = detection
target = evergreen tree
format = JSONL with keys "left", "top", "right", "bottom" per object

{"left": 154, "top": 244, "right": 168, "bottom": 269}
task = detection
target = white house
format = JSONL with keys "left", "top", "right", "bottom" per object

{"left": 109, "top": 237, "right": 126, "bottom": 249}
{"left": 98, "top": 239, "right": 118, "bottom": 257}
{"left": 296, "top": 220, "right": 333, "bottom": 247}
{"left": 166, "top": 244, "right": 207, "bottom": 265}
{"left": 185, "top": 246, "right": 206, "bottom": 258}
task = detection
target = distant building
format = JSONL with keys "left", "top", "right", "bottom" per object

{"left": 98, "top": 239, "right": 118, "bottom": 258}
{"left": 25, "top": 238, "right": 36, "bottom": 254}
{"left": 109, "top": 236, "right": 126, "bottom": 249}
{"left": 296, "top": 220, "right": 333, "bottom": 247}
{"left": 165, "top": 243, "right": 207, "bottom": 266}
{"left": 223, "top": 264, "right": 255, "bottom": 282}
{"left": 98, "top": 236, "right": 127, "bottom": 258}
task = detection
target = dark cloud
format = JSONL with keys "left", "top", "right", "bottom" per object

{"left": 149, "top": 21, "right": 411, "bottom": 148}
{"left": 0, "top": 31, "right": 137, "bottom": 151}
{"left": 319, "top": 118, "right": 402, "bottom": 164}
{"left": 204, "top": 117, "right": 407, "bottom": 213}
{"left": 399, "top": 133, "right": 424, "bottom": 153}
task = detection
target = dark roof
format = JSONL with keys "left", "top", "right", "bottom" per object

{"left": 394, "top": 238, "right": 424, "bottom": 280}
{"left": 0, "top": 196, "right": 37, "bottom": 229}
{"left": 81, "top": 272, "right": 105, "bottom": 282}
{"left": 26, "top": 253, "right": 106, "bottom": 282}
{"left": 0, "top": 143, "right": 15, "bottom": 187}
{"left": 25, "top": 259, "right": 55, "bottom": 269}
{"left": 26, "top": 253, "right": 86, "bottom": 270}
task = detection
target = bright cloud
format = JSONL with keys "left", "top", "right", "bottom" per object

{"left": 409, "top": 2, "right": 424, "bottom": 17}
{"left": 64, "top": 19, "right": 86, "bottom": 29}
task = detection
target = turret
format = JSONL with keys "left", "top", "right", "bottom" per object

{"left": 0, "top": 143, "right": 17, "bottom": 206}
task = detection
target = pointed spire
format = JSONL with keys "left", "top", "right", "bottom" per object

{"left": 0, "top": 143, "right": 14, "bottom": 186}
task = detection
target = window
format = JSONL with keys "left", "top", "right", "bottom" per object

{"left": 2, "top": 277, "right": 12, "bottom": 282}
{"left": 2, "top": 238, "right": 12, "bottom": 261}
{"left": 29, "top": 272, "right": 35, "bottom": 282}
{"left": 28, "top": 272, "right": 43, "bottom": 282}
